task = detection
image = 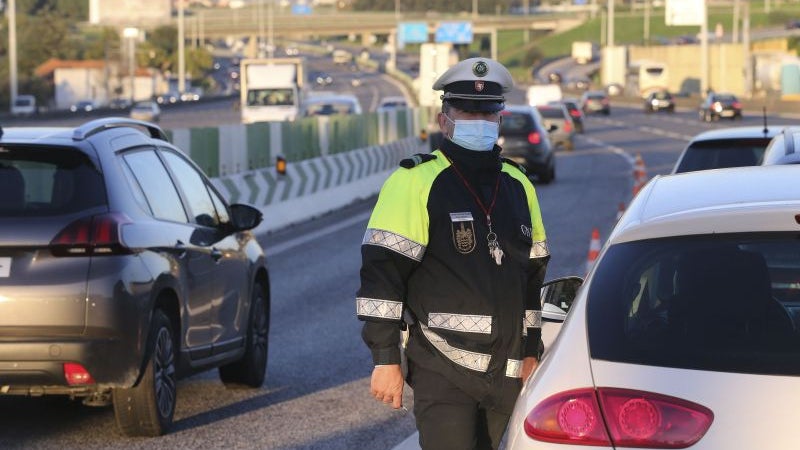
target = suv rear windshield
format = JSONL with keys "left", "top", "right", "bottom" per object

{"left": 588, "top": 233, "right": 800, "bottom": 375}
{"left": 0, "top": 146, "right": 105, "bottom": 216}
{"left": 537, "top": 107, "right": 565, "bottom": 119}
{"left": 500, "top": 112, "right": 533, "bottom": 134}
{"left": 675, "top": 138, "right": 770, "bottom": 172}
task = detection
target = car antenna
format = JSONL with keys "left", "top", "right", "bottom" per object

{"left": 762, "top": 106, "right": 769, "bottom": 137}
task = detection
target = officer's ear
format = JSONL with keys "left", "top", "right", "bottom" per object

{"left": 437, "top": 111, "right": 449, "bottom": 133}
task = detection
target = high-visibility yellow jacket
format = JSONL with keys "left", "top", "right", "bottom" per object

{"left": 356, "top": 140, "right": 549, "bottom": 404}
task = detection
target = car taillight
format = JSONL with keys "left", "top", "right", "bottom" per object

{"left": 569, "top": 110, "right": 581, "bottom": 118}
{"left": 732, "top": 101, "right": 742, "bottom": 109}
{"left": 64, "top": 363, "right": 95, "bottom": 385}
{"left": 528, "top": 131, "right": 542, "bottom": 144}
{"left": 50, "top": 212, "right": 132, "bottom": 257}
{"left": 524, "top": 388, "right": 714, "bottom": 448}
{"left": 563, "top": 120, "right": 573, "bottom": 133}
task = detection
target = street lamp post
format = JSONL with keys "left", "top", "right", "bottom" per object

{"left": 8, "top": 0, "right": 18, "bottom": 111}
{"left": 123, "top": 27, "right": 140, "bottom": 105}
{"left": 178, "top": 1, "right": 186, "bottom": 95}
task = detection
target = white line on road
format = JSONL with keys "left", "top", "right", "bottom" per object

{"left": 264, "top": 210, "right": 372, "bottom": 256}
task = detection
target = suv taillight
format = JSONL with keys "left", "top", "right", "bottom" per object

{"left": 50, "top": 213, "right": 132, "bottom": 257}
{"left": 563, "top": 120, "right": 573, "bottom": 133}
{"left": 528, "top": 132, "right": 542, "bottom": 145}
{"left": 524, "top": 388, "right": 713, "bottom": 448}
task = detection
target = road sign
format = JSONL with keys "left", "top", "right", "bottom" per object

{"left": 665, "top": 0, "right": 705, "bottom": 26}
{"left": 435, "top": 22, "right": 473, "bottom": 44}
{"left": 398, "top": 22, "right": 429, "bottom": 46}
{"left": 291, "top": 4, "right": 312, "bottom": 15}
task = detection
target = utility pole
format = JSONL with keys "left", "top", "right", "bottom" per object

{"left": 644, "top": 0, "right": 650, "bottom": 45}
{"left": 8, "top": 0, "right": 18, "bottom": 110}
{"left": 178, "top": 0, "right": 186, "bottom": 95}
{"left": 700, "top": 0, "right": 708, "bottom": 95}
{"left": 732, "top": 0, "right": 740, "bottom": 44}
{"left": 743, "top": 0, "right": 751, "bottom": 98}
{"left": 607, "top": 0, "right": 614, "bottom": 47}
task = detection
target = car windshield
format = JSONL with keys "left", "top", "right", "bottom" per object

{"left": 588, "top": 233, "right": 800, "bottom": 376}
{"left": 0, "top": 146, "right": 106, "bottom": 217}
{"left": 674, "top": 138, "right": 770, "bottom": 172}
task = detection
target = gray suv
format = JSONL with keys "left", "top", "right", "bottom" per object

{"left": 0, "top": 118, "right": 270, "bottom": 436}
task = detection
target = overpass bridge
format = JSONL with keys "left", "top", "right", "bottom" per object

{"left": 185, "top": 10, "right": 584, "bottom": 46}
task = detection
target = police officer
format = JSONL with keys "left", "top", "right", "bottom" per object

{"left": 356, "top": 57, "right": 550, "bottom": 450}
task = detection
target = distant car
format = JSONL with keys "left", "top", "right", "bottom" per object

{"left": 109, "top": 98, "right": 132, "bottom": 110}
{"left": 551, "top": 99, "right": 584, "bottom": 133}
{"left": 310, "top": 71, "right": 333, "bottom": 87}
{"left": 506, "top": 164, "right": 800, "bottom": 450}
{"left": 156, "top": 92, "right": 179, "bottom": 104}
{"left": 11, "top": 95, "right": 37, "bottom": 117}
{"left": 786, "top": 19, "right": 800, "bottom": 29}
{"left": 376, "top": 96, "right": 409, "bottom": 113}
{"left": 671, "top": 126, "right": 780, "bottom": 173}
{"left": 699, "top": 92, "right": 742, "bottom": 121}
{"left": 0, "top": 117, "right": 270, "bottom": 437}
{"left": 129, "top": 101, "right": 162, "bottom": 123}
{"left": 302, "top": 94, "right": 362, "bottom": 116}
{"left": 580, "top": 90, "right": 610, "bottom": 115}
{"left": 761, "top": 127, "right": 800, "bottom": 165}
{"left": 69, "top": 100, "right": 95, "bottom": 113}
{"left": 498, "top": 105, "right": 556, "bottom": 184}
{"left": 536, "top": 104, "right": 575, "bottom": 151}
{"left": 332, "top": 49, "right": 353, "bottom": 65}
{"left": 644, "top": 90, "right": 676, "bottom": 113}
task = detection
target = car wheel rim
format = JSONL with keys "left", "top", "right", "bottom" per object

{"left": 154, "top": 327, "right": 176, "bottom": 418}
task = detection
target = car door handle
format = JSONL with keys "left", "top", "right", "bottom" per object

{"left": 210, "top": 248, "right": 223, "bottom": 262}
{"left": 174, "top": 240, "right": 187, "bottom": 259}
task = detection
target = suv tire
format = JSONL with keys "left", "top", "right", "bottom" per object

{"left": 219, "top": 283, "right": 269, "bottom": 388}
{"left": 112, "top": 309, "right": 176, "bottom": 436}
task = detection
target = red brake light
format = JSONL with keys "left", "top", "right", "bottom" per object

{"left": 563, "top": 120, "right": 573, "bottom": 133}
{"left": 50, "top": 213, "right": 132, "bottom": 257}
{"left": 528, "top": 131, "right": 542, "bottom": 145}
{"left": 524, "top": 388, "right": 714, "bottom": 448}
{"left": 732, "top": 101, "right": 742, "bottom": 109}
{"left": 570, "top": 109, "right": 581, "bottom": 118}
{"left": 524, "top": 388, "right": 611, "bottom": 446}
{"left": 64, "top": 363, "right": 95, "bottom": 385}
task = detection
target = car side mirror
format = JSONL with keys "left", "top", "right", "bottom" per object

{"left": 229, "top": 203, "right": 263, "bottom": 231}
{"left": 540, "top": 276, "right": 584, "bottom": 322}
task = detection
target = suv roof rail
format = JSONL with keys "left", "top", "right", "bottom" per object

{"left": 72, "top": 117, "right": 169, "bottom": 142}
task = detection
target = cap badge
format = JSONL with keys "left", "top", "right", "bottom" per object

{"left": 472, "top": 61, "right": 489, "bottom": 78}
{"left": 475, "top": 80, "right": 484, "bottom": 92}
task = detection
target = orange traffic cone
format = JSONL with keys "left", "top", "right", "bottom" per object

{"left": 586, "top": 228, "right": 601, "bottom": 274}
{"left": 632, "top": 153, "right": 648, "bottom": 196}
{"left": 616, "top": 202, "right": 626, "bottom": 221}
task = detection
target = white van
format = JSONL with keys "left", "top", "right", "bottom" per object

{"left": 526, "top": 84, "right": 563, "bottom": 107}
{"left": 11, "top": 95, "right": 37, "bottom": 116}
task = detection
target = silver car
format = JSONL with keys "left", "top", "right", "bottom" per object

{"left": 0, "top": 118, "right": 270, "bottom": 436}
{"left": 507, "top": 165, "right": 800, "bottom": 449}
{"left": 129, "top": 100, "right": 162, "bottom": 123}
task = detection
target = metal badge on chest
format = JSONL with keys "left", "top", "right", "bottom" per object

{"left": 450, "top": 212, "right": 476, "bottom": 254}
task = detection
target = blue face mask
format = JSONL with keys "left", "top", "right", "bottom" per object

{"left": 444, "top": 115, "right": 500, "bottom": 151}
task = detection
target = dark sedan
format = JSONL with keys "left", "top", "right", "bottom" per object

{"left": 698, "top": 92, "right": 742, "bottom": 121}
{"left": 644, "top": 90, "right": 676, "bottom": 113}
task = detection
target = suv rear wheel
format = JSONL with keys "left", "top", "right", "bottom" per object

{"left": 219, "top": 282, "right": 269, "bottom": 387}
{"left": 112, "top": 309, "right": 176, "bottom": 436}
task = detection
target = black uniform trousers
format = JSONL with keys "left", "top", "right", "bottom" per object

{"left": 407, "top": 360, "right": 512, "bottom": 450}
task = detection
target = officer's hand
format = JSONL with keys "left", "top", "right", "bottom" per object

{"left": 370, "top": 364, "right": 404, "bottom": 409}
{"left": 521, "top": 356, "right": 539, "bottom": 382}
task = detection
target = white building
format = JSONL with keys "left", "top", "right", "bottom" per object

{"left": 89, "top": 0, "right": 171, "bottom": 25}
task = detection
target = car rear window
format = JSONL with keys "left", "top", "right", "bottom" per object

{"left": 674, "top": 139, "right": 770, "bottom": 173}
{"left": 537, "top": 107, "right": 565, "bottom": 119}
{"left": 587, "top": 233, "right": 800, "bottom": 375}
{"left": 0, "top": 146, "right": 105, "bottom": 217}
{"left": 500, "top": 112, "right": 533, "bottom": 133}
